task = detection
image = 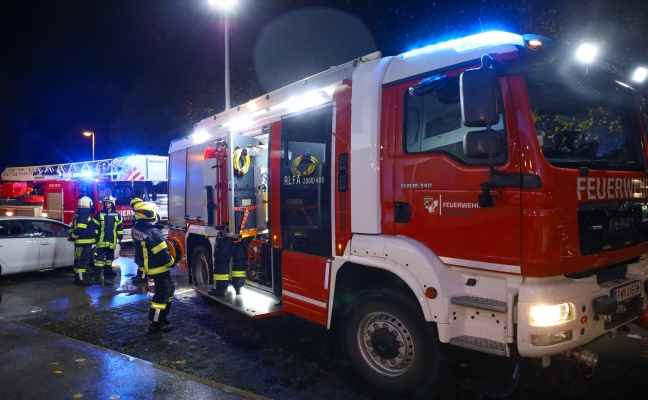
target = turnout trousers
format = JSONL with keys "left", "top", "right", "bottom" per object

{"left": 73, "top": 244, "right": 93, "bottom": 284}
{"left": 148, "top": 271, "right": 175, "bottom": 324}
{"left": 212, "top": 237, "right": 251, "bottom": 291}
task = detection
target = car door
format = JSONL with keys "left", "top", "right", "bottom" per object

{"left": 0, "top": 219, "right": 40, "bottom": 274}
{"left": 27, "top": 220, "right": 74, "bottom": 269}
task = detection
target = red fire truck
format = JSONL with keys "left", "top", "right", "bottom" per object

{"left": 1, "top": 155, "right": 168, "bottom": 239}
{"left": 167, "top": 31, "right": 648, "bottom": 393}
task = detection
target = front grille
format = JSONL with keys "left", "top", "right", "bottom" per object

{"left": 577, "top": 200, "right": 648, "bottom": 255}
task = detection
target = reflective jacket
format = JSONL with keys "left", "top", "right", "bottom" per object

{"left": 131, "top": 220, "right": 174, "bottom": 275}
{"left": 69, "top": 209, "right": 98, "bottom": 245}
{"left": 96, "top": 207, "right": 124, "bottom": 249}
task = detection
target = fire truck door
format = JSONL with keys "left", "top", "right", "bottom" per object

{"left": 46, "top": 191, "right": 64, "bottom": 222}
{"left": 384, "top": 74, "right": 522, "bottom": 272}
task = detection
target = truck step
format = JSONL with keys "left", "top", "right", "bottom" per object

{"left": 451, "top": 295, "right": 507, "bottom": 312}
{"left": 193, "top": 285, "right": 284, "bottom": 319}
{"left": 449, "top": 335, "right": 507, "bottom": 356}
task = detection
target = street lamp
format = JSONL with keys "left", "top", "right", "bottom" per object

{"left": 83, "top": 131, "right": 95, "bottom": 161}
{"left": 209, "top": 0, "right": 237, "bottom": 110}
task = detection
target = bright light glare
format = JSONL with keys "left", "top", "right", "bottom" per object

{"left": 191, "top": 130, "right": 210, "bottom": 144}
{"left": 209, "top": 0, "right": 236, "bottom": 10}
{"left": 80, "top": 171, "right": 94, "bottom": 178}
{"left": 632, "top": 67, "right": 648, "bottom": 83}
{"left": 286, "top": 90, "right": 330, "bottom": 113}
{"left": 402, "top": 31, "right": 524, "bottom": 59}
{"left": 576, "top": 44, "right": 598, "bottom": 64}
{"left": 529, "top": 303, "right": 573, "bottom": 327}
{"left": 222, "top": 116, "right": 252, "bottom": 131}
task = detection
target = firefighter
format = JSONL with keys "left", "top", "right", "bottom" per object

{"left": 208, "top": 236, "right": 252, "bottom": 297}
{"left": 68, "top": 196, "right": 99, "bottom": 286}
{"left": 129, "top": 197, "right": 148, "bottom": 284}
{"left": 132, "top": 202, "right": 175, "bottom": 333}
{"left": 94, "top": 195, "right": 124, "bottom": 285}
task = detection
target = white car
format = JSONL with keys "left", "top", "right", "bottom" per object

{"left": 0, "top": 216, "right": 74, "bottom": 276}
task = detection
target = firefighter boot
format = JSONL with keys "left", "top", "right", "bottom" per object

{"left": 104, "top": 265, "right": 117, "bottom": 278}
{"left": 148, "top": 321, "right": 173, "bottom": 334}
{"left": 74, "top": 271, "right": 93, "bottom": 286}
{"left": 93, "top": 267, "right": 103, "bottom": 285}
{"left": 207, "top": 283, "right": 228, "bottom": 297}
{"left": 94, "top": 268, "right": 114, "bottom": 286}
{"left": 233, "top": 279, "right": 244, "bottom": 295}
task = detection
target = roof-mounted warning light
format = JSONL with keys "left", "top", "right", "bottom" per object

{"left": 401, "top": 31, "right": 524, "bottom": 59}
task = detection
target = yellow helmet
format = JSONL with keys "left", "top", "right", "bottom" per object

{"left": 130, "top": 197, "right": 143, "bottom": 208}
{"left": 134, "top": 201, "right": 156, "bottom": 221}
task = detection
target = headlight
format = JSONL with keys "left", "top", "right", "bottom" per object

{"left": 529, "top": 303, "right": 574, "bottom": 327}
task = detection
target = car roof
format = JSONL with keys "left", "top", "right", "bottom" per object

{"left": 0, "top": 216, "right": 66, "bottom": 223}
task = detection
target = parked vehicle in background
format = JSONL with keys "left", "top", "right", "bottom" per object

{"left": 154, "top": 193, "right": 168, "bottom": 223}
{"left": 0, "top": 216, "right": 74, "bottom": 276}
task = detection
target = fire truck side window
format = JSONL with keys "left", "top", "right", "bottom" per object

{"left": 404, "top": 75, "right": 506, "bottom": 165}
{"left": 279, "top": 104, "right": 333, "bottom": 258}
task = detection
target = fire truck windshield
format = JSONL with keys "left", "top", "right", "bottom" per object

{"left": 528, "top": 75, "right": 645, "bottom": 171}
{"left": 96, "top": 181, "right": 153, "bottom": 206}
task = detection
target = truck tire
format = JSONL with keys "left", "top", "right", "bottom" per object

{"left": 341, "top": 289, "right": 444, "bottom": 394}
{"left": 190, "top": 245, "right": 212, "bottom": 287}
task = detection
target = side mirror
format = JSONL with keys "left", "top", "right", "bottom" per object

{"left": 464, "top": 129, "right": 502, "bottom": 158}
{"left": 460, "top": 57, "right": 500, "bottom": 127}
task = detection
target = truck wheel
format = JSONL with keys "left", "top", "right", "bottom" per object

{"left": 190, "top": 245, "right": 212, "bottom": 287}
{"left": 342, "top": 289, "right": 444, "bottom": 394}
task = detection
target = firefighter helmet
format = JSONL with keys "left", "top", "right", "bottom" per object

{"left": 130, "top": 197, "right": 143, "bottom": 208}
{"left": 78, "top": 196, "right": 93, "bottom": 208}
{"left": 134, "top": 201, "right": 156, "bottom": 221}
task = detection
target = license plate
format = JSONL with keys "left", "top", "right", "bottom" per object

{"left": 612, "top": 280, "right": 642, "bottom": 302}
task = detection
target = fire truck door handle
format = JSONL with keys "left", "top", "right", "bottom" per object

{"left": 394, "top": 202, "right": 411, "bottom": 223}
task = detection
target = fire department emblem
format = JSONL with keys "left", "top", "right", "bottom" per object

{"left": 424, "top": 196, "right": 439, "bottom": 215}
{"left": 290, "top": 153, "right": 318, "bottom": 177}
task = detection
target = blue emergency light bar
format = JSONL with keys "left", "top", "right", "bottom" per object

{"left": 401, "top": 31, "right": 524, "bottom": 59}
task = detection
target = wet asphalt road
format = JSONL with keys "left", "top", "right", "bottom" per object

{"left": 1, "top": 243, "right": 648, "bottom": 400}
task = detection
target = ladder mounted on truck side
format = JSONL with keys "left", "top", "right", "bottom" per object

{"left": 1, "top": 155, "right": 168, "bottom": 182}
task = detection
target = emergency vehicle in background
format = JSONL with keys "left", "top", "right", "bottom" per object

{"left": 167, "top": 31, "right": 648, "bottom": 393}
{"left": 0, "top": 155, "right": 168, "bottom": 240}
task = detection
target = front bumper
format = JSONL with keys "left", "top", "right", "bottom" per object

{"left": 516, "top": 258, "right": 648, "bottom": 357}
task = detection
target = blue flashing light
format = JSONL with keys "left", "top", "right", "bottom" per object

{"left": 401, "top": 31, "right": 524, "bottom": 59}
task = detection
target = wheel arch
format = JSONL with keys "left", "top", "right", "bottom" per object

{"left": 328, "top": 234, "right": 462, "bottom": 330}
{"left": 186, "top": 233, "right": 212, "bottom": 285}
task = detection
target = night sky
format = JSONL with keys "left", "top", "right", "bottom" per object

{"left": 1, "top": 0, "right": 647, "bottom": 174}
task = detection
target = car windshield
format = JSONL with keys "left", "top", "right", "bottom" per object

{"left": 527, "top": 76, "right": 645, "bottom": 171}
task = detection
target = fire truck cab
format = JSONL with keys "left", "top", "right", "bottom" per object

{"left": 168, "top": 31, "right": 648, "bottom": 393}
